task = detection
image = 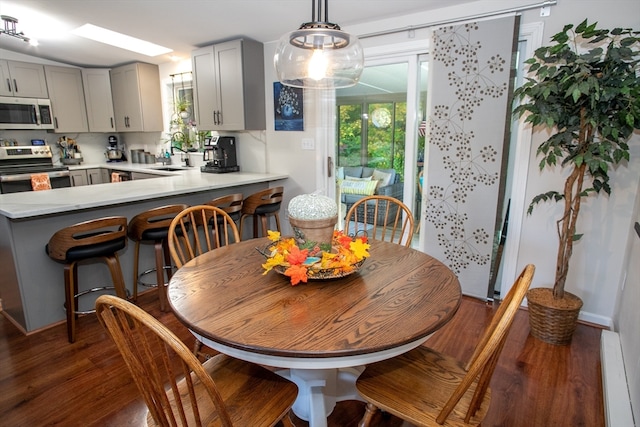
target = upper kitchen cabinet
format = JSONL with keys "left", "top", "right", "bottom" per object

{"left": 82, "top": 68, "right": 116, "bottom": 132}
{"left": 0, "top": 60, "right": 49, "bottom": 98}
{"left": 110, "top": 62, "right": 163, "bottom": 132}
{"left": 192, "top": 38, "right": 266, "bottom": 131}
{"left": 44, "top": 66, "right": 89, "bottom": 133}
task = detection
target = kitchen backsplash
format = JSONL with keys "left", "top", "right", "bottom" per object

{"left": 0, "top": 130, "right": 167, "bottom": 165}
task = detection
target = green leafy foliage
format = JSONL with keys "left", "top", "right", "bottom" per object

{"left": 514, "top": 20, "right": 639, "bottom": 199}
{"left": 513, "top": 20, "right": 640, "bottom": 297}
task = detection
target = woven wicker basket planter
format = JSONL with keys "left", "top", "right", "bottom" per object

{"left": 527, "top": 287, "right": 583, "bottom": 345}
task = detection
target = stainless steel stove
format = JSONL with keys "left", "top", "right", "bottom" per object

{"left": 0, "top": 145, "right": 71, "bottom": 194}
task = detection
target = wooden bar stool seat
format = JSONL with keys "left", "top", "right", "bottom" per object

{"left": 205, "top": 193, "right": 243, "bottom": 224}
{"left": 239, "top": 187, "right": 283, "bottom": 239}
{"left": 128, "top": 204, "right": 188, "bottom": 311}
{"left": 46, "top": 216, "right": 128, "bottom": 343}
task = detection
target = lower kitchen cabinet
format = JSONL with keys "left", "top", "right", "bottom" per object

{"left": 87, "top": 168, "right": 109, "bottom": 184}
{"left": 70, "top": 168, "right": 110, "bottom": 186}
{"left": 70, "top": 170, "right": 87, "bottom": 186}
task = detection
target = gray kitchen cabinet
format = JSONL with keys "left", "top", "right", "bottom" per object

{"left": 71, "top": 168, "right": 111, "bottom": 185}
{"left": 110, "top": 63, "right": 163, "bottom": 132}
{"left": 44, "top": 66, "right": 89, "bottom": 133}
{"left": 82, "top": 68, "right": 116, "bottom": 132}
{"left": 192, "top": 38, "right": 265, "bottom": 131}
{"left": 0, "top": 60, "right": 49, "bottom": 98}
{"left": 69, "top": 170, "right": 88, "bottom": 186}
{"left": 87, "top": 168, "right": 109, "bottom": 184}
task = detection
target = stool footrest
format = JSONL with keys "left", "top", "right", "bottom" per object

{"left": 137, "top": 266, "right": 174, "bottom": 288}
{"left": 64, "top": 286, "right": 131, "bottom": 315}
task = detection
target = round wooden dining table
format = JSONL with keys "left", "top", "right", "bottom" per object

{"left": 168, "top": 237, "right": 461, "bottom": 427}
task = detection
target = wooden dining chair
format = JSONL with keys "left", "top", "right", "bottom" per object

{"left": 168, "top": 205, "right": 241, "bottom": 269}
{"left": 344, "top": 195, "right": 415, "bottom": 247}
{"left": 95, "top": 295, "right": 298, "bottom": 427}
{"left": 356, "top": 264, "right": 535, "bottom": 427}
{"left": 167, "top": 205, "right": 241, "bottom": 360}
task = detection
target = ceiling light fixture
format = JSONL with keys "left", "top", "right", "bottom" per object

{"left": 72, "top": 24, "right": 172, "bottom": 57}
{"left": 274, "top": 0, "right": 363, "bottom": 89}
{"left": 0, "top": 15, "right": 34, "bottom": 44}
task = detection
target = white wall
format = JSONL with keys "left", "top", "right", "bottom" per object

{"left": 614, "top": 176, "right": 640, "bottom": 424}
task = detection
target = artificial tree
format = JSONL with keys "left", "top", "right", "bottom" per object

{"left": 513, "top": 20, "right": 639, "bottom": 339}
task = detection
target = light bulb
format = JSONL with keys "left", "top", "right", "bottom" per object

{"left": 308, "top": 49, "right": 328, "bottom": 81}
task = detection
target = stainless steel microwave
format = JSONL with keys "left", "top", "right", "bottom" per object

{"left": 0, "top": 96, "right": 54, "bottom": 130}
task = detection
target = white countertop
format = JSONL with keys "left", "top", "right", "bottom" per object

{"left": 0, "top": 162, "right": 287, "bottom": 219}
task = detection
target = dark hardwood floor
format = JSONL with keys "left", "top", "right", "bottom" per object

{"left": 0, "top": 291, "right": 604, "bottom": 426}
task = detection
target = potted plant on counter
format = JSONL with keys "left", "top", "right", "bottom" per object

{"left": 513, "top": 20, "right": 640, "bottom": 345}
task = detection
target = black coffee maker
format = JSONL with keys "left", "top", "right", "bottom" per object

{"left": 201, "top": 136, "right": 239, "bottom": 173}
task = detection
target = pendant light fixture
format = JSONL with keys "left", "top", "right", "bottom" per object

{"left": 274, "top": 0, "right": 364, "bottom": 89}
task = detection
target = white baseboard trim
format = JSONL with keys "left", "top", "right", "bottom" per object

{"left": 601, "top": 330, "right": 634, "bottom": 427}
{"left": 579, "top": 310, "right": 612, "bottom": 329}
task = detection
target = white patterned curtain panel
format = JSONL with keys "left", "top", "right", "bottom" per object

{"left": 422, "top": 16, "right": 519, "bottom": 298}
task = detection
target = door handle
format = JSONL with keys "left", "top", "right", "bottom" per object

{"left": 327, "top": 156, "right": 333, "bottom": 178}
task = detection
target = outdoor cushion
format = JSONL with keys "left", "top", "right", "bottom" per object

{"left": 372, "top": 169, "right": 393, "bottom": 188}
{"left": 340, "top": 179, "right": 378, "bottom": 196}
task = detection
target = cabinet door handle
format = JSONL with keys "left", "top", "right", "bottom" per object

{"left": 218, "top": 111, "right": 222, "bottom": 125}
{"left": 54, "top": 117, "right": 59, "bottom": 129}
{"left": 5, "top": 78, "right": 11, "bottom": 92}
{"left": 110, "top": 117, "right": 114, "bottom": 128}
{"left": 13, "top": 79, "right": 18, "bottom": 93}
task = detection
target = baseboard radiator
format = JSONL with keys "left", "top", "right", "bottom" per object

{"left": 601, "top": 330, "right": 635, "bottom": 426}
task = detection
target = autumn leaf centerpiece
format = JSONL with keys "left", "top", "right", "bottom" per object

{"left": 261, "top": 230, "right": 370, "bottom": 285}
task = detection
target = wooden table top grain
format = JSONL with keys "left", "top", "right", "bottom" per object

{"left": 168, "top": 237, "right": 461, "bottom": 359}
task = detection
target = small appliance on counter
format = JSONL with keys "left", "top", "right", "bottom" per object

{"left": 201, "top": 136, "right": 239, "bottom": 173}
{"left": 105, "top": 135, "right": 127, "bottom": 162}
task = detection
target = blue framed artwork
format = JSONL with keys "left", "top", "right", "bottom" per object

{"left": 274, "top": 82, "right": 304, "bottom": 131}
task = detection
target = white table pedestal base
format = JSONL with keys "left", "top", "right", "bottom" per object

{"left": 277, "top": 366, "right": 365, "bottom": 427}
{"left": 191, "top": 332, "right": 431, "bottom": 427}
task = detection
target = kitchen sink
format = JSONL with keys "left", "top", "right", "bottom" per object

{"left": 152, "top": 167, "right": 192, "bottom": 171}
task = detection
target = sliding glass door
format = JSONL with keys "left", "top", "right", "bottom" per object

{"left": 334, "top": 56, "right": 426, "bottom": 242}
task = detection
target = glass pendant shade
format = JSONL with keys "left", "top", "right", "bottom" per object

{"left": 274, "top": 5, "right": 364, "bottom": 89}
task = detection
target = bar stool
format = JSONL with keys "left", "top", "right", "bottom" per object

{"left": 46, "top": 216, "right": 128, "bottom": 343}
{"left": 206, "top": 193, "right": 243, "bottom": 246}
{"left": 206, "top": 193, "right": 243, "bottom": 222}
{"left": 128, "top": 204, "right": 188, "bottom": 311}
{"left": 239, "top": 187, "right": 284, "bottom": 239}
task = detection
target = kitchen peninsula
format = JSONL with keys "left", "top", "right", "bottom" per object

{"left": 0, "top": 165, "right": 287, "bottom": 334}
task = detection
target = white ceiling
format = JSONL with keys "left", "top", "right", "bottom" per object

{"left": 0, "top": 0, "right": 477, "bottom": 68}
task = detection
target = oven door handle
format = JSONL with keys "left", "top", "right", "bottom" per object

{"left": 0, "top": 170, "right": 70, "bottom": 182}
